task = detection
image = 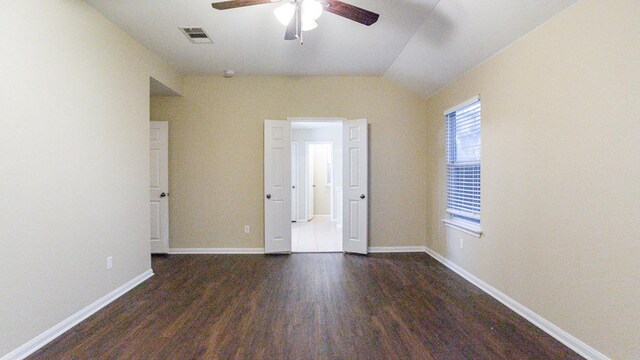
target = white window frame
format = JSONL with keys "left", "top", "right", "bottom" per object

{"left": 441, "top": 95, "right": 483, "bottom": 238}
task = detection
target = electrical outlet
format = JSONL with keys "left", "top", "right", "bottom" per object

{"left": 244, "top": 225, "right": 250, "bottom": 234}
{"left": 106, "top": 256, "right": 113, "bottom": 270}
{"left": 459, "top": 238, "right": 464, "bottom": 249}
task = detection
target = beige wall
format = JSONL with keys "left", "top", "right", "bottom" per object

{"left": 151, "top": 76, "right": 428, "bottom": 249}
{"left": 424, "top": 0, "right": 640, "bottom": 358}
{"left": 0, "top": 1, "right": 181, "bottom": 356}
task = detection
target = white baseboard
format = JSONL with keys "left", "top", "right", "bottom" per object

{"left": 1, "top": 270, "right": 154, "bottom": 360}
{"left": 423, "top": 247, "right": 609, "bottom": 360}
{"left": 168, "top": 248, "right": 265, "bottom": 254}
{"left": 168, "top": 247, "right": 427, "bottom": 255}
{"left": 368, "top": 246, "right": 427, "bottom": 253}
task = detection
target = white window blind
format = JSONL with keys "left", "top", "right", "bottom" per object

{"left": 446, "top": 98, "right": 481, "bottom": 223}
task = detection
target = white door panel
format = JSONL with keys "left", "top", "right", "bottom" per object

{"left": 291, "top": 142, "right": 298, "bottom": 221}
{"left": 306, "top": 146, "right": 315, "bottom": 221}
{"left": 150, "top": 121, "right": 169, "bottom": 254}
{"left": 264, "top": 120, "right": 292, "bottom": 254}
{"left": 343, "top": 119, "right": 368, "bottom": 254}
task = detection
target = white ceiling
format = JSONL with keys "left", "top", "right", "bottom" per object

{"left": 86, "top": 0, "right": 579, "bottom": 98}
{"left": 385, "top": 0, "right": 580, "bottom": 97}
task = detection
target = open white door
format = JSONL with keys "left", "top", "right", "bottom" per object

{"left": 343, "top": 119, "right": 368, "bottom": 254}
{"left": 149, "top": 121, "right": 169, "bottom": 254}
{"left": 264, "top": 120, "right": 292, "bottom": 254}
{"left": 291, "top": 142, "right": 298, "bottom": 221}
{"left": 307, "top": 146, "right": 315, "bottom": 221}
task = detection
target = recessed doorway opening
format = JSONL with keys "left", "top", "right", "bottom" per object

{"left": 291, "top": 121, "right": 343, "bottom": 252}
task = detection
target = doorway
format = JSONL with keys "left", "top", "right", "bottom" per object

{"left": 306, "top": 143, "right": 332, "bottom": 221}
{"left": 264, "top": 118, "right": 368, "bottom": 255}
{"left": 291, "top": 122, "right": 342, "bottom": 252}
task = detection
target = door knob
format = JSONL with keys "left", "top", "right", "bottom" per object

{"left": 266, "top": 194, "right": 272, "bottom": 199}
{"left": 360, "top": 194, "right": 366, "bottom": 199}
{"left": 160, "top": 192, "right": 167, "bottom": 198}
{"left": 292, "top": 186, "right": 296, "bottom": 189}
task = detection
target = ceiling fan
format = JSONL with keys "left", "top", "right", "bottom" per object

{"left": 211, "top": 0, "right": 379, "bottom": 44}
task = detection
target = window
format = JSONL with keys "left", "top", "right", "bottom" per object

{"left": 445, "top": 97, "right": 481, "bottom": 228}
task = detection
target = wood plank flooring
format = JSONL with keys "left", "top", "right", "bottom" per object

{"left": 30, "top": 253, "right": 582, "bottom": 359}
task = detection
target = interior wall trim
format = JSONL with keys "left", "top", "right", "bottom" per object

{"left": 1, "top": 270, "right": 154, "bottom": 360}
{"left": 423, "top": 247, "right": 609, "bottom": 360}
{"left": 368, "top": 246, "right": 427, "bottom": 253}
{"left": 168, "top": 248, "right": 265, "bottom": 254}
{"left": 168, "top": 247, "right": 429, "bottom": 254}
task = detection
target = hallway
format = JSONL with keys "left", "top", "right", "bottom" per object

{"left": 292, "top": 215, "right": 342, "bottom": 252}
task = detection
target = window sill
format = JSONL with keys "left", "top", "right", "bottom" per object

{"left": 442, "top": 219, "right": 483, "bottom": 238}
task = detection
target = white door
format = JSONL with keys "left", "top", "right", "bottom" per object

{"left": 343, "top": 119, "right": 368, "bottom": 254}
{"left": 264, "top": 120, "right": 292, "bottom": 254}
{"left": 291, "top": 142, "right": 298, "bottom": 221}
{"left": 149, "top": 121, "right": 169, "bottom": 254}
{"left": 312, "top": 144, "right": 331, "bottom": 215}
{"left": 307, "top": 145, "right": 315, "bottom": 221}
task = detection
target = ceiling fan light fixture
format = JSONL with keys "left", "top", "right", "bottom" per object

{"left": 301, "top": 17, "right": 318, "bottom": 32}
{"left": 274, "top": 2, "right": 295, "bottom": 26}
{"left": 301, "top": 0, "right": 323, "bottom": 20}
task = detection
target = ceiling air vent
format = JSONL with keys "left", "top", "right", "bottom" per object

{"left": 179, "top": 27, "right": 212, "bottom": 44}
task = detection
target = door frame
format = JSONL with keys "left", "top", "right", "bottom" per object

{"left": 265, "top": 117, "right": 371, "bottom": 254}
{"left": 305, "top": 141, "right": 334, "bottom": 221}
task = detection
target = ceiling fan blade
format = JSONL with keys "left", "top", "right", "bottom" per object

{"left": 285, "top": 19, "right": 297, "bottom": 40}
{"left": 211, "top": 0, "right": 274, "bottom": 10}
{"left": 284, "top": 3, "right": 301, "bottom": 41}
{"left": 324, "top": 0, "right": 379, "bottom": 26}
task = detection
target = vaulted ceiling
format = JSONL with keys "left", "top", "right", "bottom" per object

{"left": 86, "top": 0, "right": 579, "bottom": 97}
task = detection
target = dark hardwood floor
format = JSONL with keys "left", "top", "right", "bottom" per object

{"left": 30, "top": 253, "right": 582, "bottom": 359}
